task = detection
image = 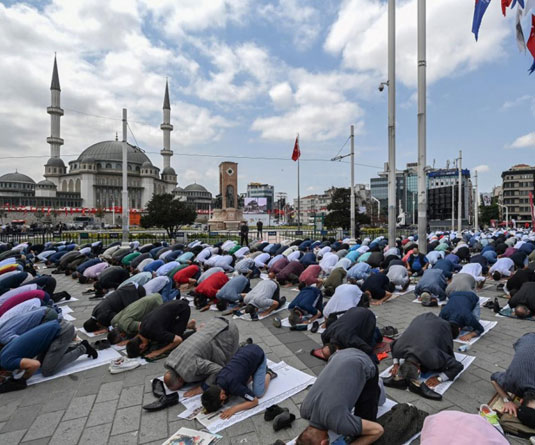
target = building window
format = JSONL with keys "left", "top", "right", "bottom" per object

{"left": 106, "top": 163, "right": 112, "bottom": 169}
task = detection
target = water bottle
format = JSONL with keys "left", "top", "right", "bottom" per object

{"left": 458, "top": 344, "right": 470, "bottom": 352}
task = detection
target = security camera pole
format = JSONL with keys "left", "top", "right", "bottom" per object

{"left": 417, "top": 0, "right": 427, "bottom": 253}
{"left": 387, "top": 0, "right": 396, "bottom": 248}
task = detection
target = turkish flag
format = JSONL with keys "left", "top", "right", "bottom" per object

{"left": 528, "top": 14, "right": 535, "bottom": 58}
{"left": 502, "top": 0, "right": 512, "bottom": 15}
{"left": 291, "top": 135, "right": 300, "bottom": 161}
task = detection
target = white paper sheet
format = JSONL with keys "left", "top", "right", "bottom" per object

{"left": 27, "top": 347, "right": 122, "bottom": 385}
{"left": 233, "top": 302, "right": 289, "bottom": 321}
{"left": 57, "top": 296, "right": 79, "bottom": 304}
{"left": 454, "top": 320, "right": 497, "bottom": 345}
{"left": 280, "top": 317, "right": 325, "bottom": 333}
{"left": 76, "top": 327, "right": 103, "bottom": 338}
{"left": 61, "top": 305, "right": 73, "bottom": 314}
{"left": 380, "top": 352, "right": 476, "bottom": 395}
{"left": 177, "top": 361, "right": 316, "bottom": 433}
{"left": 63, "top": 313, "right": 76, "bottom": 321}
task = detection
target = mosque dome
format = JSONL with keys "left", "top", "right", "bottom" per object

{"left": 45, "top": 157, "right": 66, "bottom": 168}
{"left": 36, "top": 179, "right": 56, "bottom": 188}
{"left": 162, "top": 166, "right": 176, "bottom": 176}
{"left": 0, "top": 172, "right": 36, "bottom": 184}
{"left": 75, "top": 141, "right": 153, "bottom": 166}
{"left": 184, "top": 183, "right": 208, "bottom": 192}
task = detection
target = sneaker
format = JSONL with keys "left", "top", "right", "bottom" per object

{"left": 279, "top": 296, "right": 287, "bottom": 307}
{"left": 109, "top": 357, "right": 141, "bottom": 374}
{"left": 272, "top": 317, "right": 282, "bottom": 328}
{"left": 493, "top": 298, "right": 501, "bottom": 313}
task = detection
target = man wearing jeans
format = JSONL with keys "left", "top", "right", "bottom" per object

{"left": 439, "top": 291, "right": 484, "bottom": 342}
{"left": 201, "top": 344, "right": 275, "bottom": 419}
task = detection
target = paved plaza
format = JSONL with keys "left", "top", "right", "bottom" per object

{"left": 0, "top": 272, "right": 531, "bottom": 445}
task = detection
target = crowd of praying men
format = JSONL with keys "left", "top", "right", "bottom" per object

{"left": 0, "top": 229, "right": 534, "bottom": 444}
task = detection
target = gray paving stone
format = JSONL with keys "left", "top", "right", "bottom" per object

{"left": 78, "top": 423, "right": 112, "bottom": 445}
{"left": 0, "top": 400, "right": 21, "bottom": 422}
{"left": 22, "top": 411, "right": 63, "bottom": 442}
{"left": 62, "top": 394, "right": 96, "bottom": 421}
{"left": 110, "top": 405, "right": 141, "bottom": 436}
{"left": 117, "top": 385, "right": 143, "bottom": 409}
{"left": 48, "top": 417, "right": 86, "bottom": 445}
{"left": 95, "top": 381, "right": 123, "bottom": 403}
{"left": 139, "top": 410, "right": 168, "bottom": 444}
{"left": 107, "top": 431, "right": 139, "bottom": 445}
{"left": 0, "top": 429, "right": 26, "bottom": 445}
{"left": 86, "top": 400, "right": 117, "bottom": 427}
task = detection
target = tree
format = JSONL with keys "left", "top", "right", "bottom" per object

{"left": 95, "top": 208, "right": 105, "bottom": 226}
{"left": 324, "top": 188, "right": 371, "bottom": 230}
{"left": 479, "top": 197, "right": 499, "bottom": 227}
{"left": 140, "top": 193, "right": 197, "bottom": 237}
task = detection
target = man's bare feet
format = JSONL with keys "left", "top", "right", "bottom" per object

{"left": 371, "top": 301, "right": 382, "bottom": 306}
{"left": 187, "top": 319, "right": 196, "bottom": 330}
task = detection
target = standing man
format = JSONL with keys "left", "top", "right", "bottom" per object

{"left": 240, "top": 221, "right": 249, "bottom": 247}
{"left": 256, "top": 220, "right": 263, "bottom": 239}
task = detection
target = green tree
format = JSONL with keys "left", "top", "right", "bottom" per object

{"left": 324, "top": 188, "right": 371, "bottom": 230}
{"left": 140, "top": 193, "right": 197, "bottom": 237}
{"left": 479, "top": 197, "right": 499, "bottom": 227}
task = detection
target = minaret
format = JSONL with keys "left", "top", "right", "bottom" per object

{"left": 44, "top": 55, "right": 66, "bottom": 184}
{"left": 160, "top": 80, "right": 177, "bottom": 187}
{"left": 47, "top": 55, "right": 64, "bottom": 159}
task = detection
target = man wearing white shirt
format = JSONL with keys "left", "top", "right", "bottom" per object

{"left": 459, "top": 263, "right": 486, "bottom": 285}
{"left": 254, "top": 253, "right": 270, "bottom": 269}
{"left": 233, "top": 246, "right": 250, "bottom": 259}
{"left": 267, "top": 255, "right": 284, "bottom": 269}
{"left": 317, "top": 246, "right": 331, "bottom": 258}
{"left": 319, "top": 252, "right": 338, "bottom": 275}
{"left": 426, "top": 250, "right": 445, "bottom": 266}
{"left": 282, "top": 245, "right": 298, "bottom": 257}
{"left": 489, "top": 257, "right": 516, "bottom": 280}
{"left": 204, "top": 255, "right": 221, "bottom": 268}
{"left": 212, "top": 255, "right": 234, "bottom": 272}
{"left": 323, "top": 281, "right": 365, "bottom": 320}
{"left": 156, "top": 261, "right": 181, "bottom": 277}
{"left": 286, "top": 250, "right": 302, "bottom": 262}
{"left": 195, "top": 247, "right": 212, "bottom": 264}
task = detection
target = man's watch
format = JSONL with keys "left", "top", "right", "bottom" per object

{"left": 503, "top": 397, "right": 511, "bottom": 403}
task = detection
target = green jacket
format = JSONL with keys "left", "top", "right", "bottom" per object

{"left": 111, "top": 293, "right": 163, "bottom": 336}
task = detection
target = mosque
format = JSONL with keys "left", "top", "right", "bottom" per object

{"left": 0, "top": 56, "right": 212, "bottom": 220}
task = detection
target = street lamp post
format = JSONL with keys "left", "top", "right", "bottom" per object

{"left": 387, "top": 0, "right": 397, "bottom": 249}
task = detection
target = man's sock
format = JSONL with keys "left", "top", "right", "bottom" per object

{"left": 81, "top": 340, "right": 98, "bottom": 359}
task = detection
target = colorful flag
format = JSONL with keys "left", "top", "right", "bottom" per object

{"left": 473, "top": 0, "right": 492, "bottom": 41}
{"left": 517, "top": 6, "right": 527, "bottom": 52}
{"left": 511, "top": 0, "right": 525, "bottom": 8}
{"left": 291, "top": 135, "right": 300, "bottom": 161}
{"left": 527, "top": 14, "right": 535, "bottom": 73}
{"left": 503, "top": 0, "right": 513, "bottom": 15}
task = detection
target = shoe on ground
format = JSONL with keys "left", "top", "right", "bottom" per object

{"left": 250, "top": 312, "right": 259, "bottom": 321}
{"left": 152, "top": 378, "right": 165, "bottom": 398}
{"left": 380, "top": 326, "right": 398, "bottom": 337}
{"left": 267, "top": 368, "right": 278, "bottom": 380}
{"left": 408, "top": 380, "right": 442, "bottom": 400}
{"left": 279, "top": 296, "right": 287, "bottom": 307}
{"left": 264, "top": 404, "right": 288, "bottom": 421}
{"left": 0, "top": 377, "right": 27, "bottom": 393}
{"left": 272, "top": 317, "right": 282, "bottom": 328}
{"left": 382, "top": 376, "right": 408, "bottom": 390}
{"left": 273, "top": 411, "right": 296, "bottom": 431}
{"left": 310, "top": 321, "right": 320, "bottom": 333}
{"left": 92, "top": 339, "right": 110, "bottom": 351}
{"left": 142, "top": 393, "right": 179, "bottom": 411}
{"left": 493, "top": 298, "right": 501, "bottom": 313}
{"left": 109, "top": 357, "right": 141, "bottom": 374}
{"left": 272, "top": 441, "right": 286, "bottom": 445}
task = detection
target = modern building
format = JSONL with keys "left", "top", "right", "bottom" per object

{"left": 293, "top": 188, "right": 335, "bottom": 225}
{"left": 370, "top": 162, "right": 473, "bottom": 226}
{"left": 0, "top": 56, "right": 178, "bottom": 217}
{"left": 246, "top": 183, "right": 275, "bottom": 211}
{"left": 501, "top": 164, "right": 535, "bottom": 225}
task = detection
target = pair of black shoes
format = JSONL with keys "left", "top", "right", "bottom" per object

{"left": 0, "top": 376, "right": 27, "bottom": 393}
{"left": 382, "top": 376, "right": 442, "bottom": 400}
{"left": 142, "top": 378, "right": 179, "bottom": 411}
{"left": 264, "top": 404, "right": 296, "bottom": 431}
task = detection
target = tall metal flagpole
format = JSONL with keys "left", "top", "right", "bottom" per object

{"left": 387, "top": 0, "right": 396, "bottom": 248}
{"left": 458, "top": 150, "right": 463, "bottom": 233}
{"left": 417, "top": 0, "right": 427, "bottom": 253}
{"left": 122, "top": 109, "right": 129, "bottom": 244}
{"left": 350, "top": 125, "right": 355, "bottom": 241}
{"left": 297, "top": 134, "right": 301, "bottom": 229}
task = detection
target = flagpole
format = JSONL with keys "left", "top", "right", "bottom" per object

{"left": 297, "top": 155, "right": 301, "bottom": 230}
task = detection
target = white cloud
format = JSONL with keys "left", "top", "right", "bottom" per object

{"left": 252, "top": 70, "right": 369, "bottom": 141}
{"left": 474, "top": 164, "right": 490, "bottom": 173}
{"left": 269, "top": 83, "right": 295, "bottom": 109}
{"left": 325, "top": 0, "right": 510, "bottom": 88}
{"left": 502, "top": 95, "right": 532, "bottom": 110}
{"left": 139, "top": 0, "right": 251, "bottom": 36}
{"left": 259, "top": 0, "right": 321, "bottom": 49}
{"left": 508, "top": 132, "right": 535, "bottom": 149}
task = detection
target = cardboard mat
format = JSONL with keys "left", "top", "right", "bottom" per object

{"left": 380, "top": 352, "right": 476, "bottom": 395}
{"left": 177, "top": 360, "right": 315, "bottom": 433}
{"left": 233, "top": 302, "right": 289, "bottom": 321}
{"left": 27, "top": 347, "right": 122, "bottom": 385}
{"left": 454, "top": 320, "right": 497, "bottom": 345}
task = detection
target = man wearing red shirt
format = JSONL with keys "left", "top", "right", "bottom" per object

{"left": 193, "top": 271, "right": 229, "bottom": 311}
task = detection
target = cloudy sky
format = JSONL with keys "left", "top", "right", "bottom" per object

{"left": 1, "top": 0, "right": 535, "bottom": 200}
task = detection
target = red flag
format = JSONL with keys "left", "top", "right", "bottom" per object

{"left": 528, "top": 14, "right": 535, "bottom": 73}
{"left": 291, "top": 135, "right": 300, "bottom": 161}
{"left": 502, "top": 0, "right": 512, "bottom": 15}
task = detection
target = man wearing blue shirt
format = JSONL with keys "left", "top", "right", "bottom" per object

{"left": 201, "top": 344, "right": 275, "bottom": 419}
{"left": 288, "top": 284, "right": 323, "bottom": 326}
{"left": 439, "top": 291, "right": 484, "bottom": 342}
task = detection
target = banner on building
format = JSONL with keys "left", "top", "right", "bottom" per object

{"left": 244, "top": 197, "right": 268, "bottom": 214}
{"left": 481, "top": 193, "right": 492, "bottom": 206}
